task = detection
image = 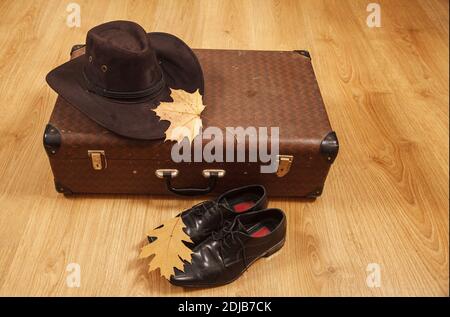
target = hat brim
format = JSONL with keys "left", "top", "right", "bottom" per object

{"left": 46, "top": 33, "right": 204, "bottom": 140}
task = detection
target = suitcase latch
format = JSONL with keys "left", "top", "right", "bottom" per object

{"left": 202, "top": 169, "right": 226, "bottom": 178}
{"left": 88, "top": 150, "right": 106, "bottom": 170}
{"left": 155, "top": 169, "right": 179, "bottom": 178}
{"left": 276, "top": 155, "right": 293, "bottom": 177}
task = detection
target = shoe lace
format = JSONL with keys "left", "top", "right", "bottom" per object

{"left": 191, "top": 201, "right": 230, "bottom": 228}
{"left": 211, "top": 220, "right": 248, "bottom": 268}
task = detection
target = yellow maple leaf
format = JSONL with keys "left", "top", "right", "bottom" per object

{"left": 139, "top": 217, "right": 193, "bottom": 280}
{"left": 153, "top": 89, "right": 205, "bottom": 144}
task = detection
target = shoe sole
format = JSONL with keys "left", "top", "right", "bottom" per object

{"left": 170, "top": 238, "right": 286, "bottom": 288}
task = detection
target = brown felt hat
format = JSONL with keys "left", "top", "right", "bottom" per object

{"left": 46, "top": 20, "right": 204, "bottom": 140}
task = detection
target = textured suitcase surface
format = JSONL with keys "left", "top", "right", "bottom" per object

{"left": 44, "top": 47, "right": 338, "bottom": 197}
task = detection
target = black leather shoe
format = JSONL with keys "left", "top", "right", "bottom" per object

{"left": 170, "top": 208, "right": 286, "bottom": 287}
{"left": 148, "top": 185, "right": 267, "bottom": 245}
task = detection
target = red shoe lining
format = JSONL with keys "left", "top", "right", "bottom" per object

{"left": 232, "top": 201, "right": 256, "bottom": 213}
{"left": 250, "top": 226, "right": 271, "bottom": 237}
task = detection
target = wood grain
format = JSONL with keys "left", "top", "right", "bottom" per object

{"left": 0, "top": 0, "right": 448, "bottom": 296}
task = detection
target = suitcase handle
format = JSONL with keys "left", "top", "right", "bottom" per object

{"left": 156, "top": 169, "right": 225, "bottom": 196}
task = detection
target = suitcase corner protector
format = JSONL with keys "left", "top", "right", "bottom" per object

{"left": 43, "top": 123, "right": 61, "bottom": 156}
{"left": 294, "top": 50, "right": 311, "bottom": 59}
{"left": 70, "top": 44, "right": 86, "bottom": 56}
{"left": 54, "top": 180, "right": 73, "bottom": 195}
{"left": 305, "top": 186, "right": 323, "bottom": 198}
{"left": 320, "top": 131, "right": 339, "bottom": 163}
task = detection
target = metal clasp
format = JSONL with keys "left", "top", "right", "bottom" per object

{"left": 276, "top": 155, "right": 293, "bottom": 177}
{"left": 155, "top": 169, "right": 226, "bottom": 179}
{"left": 155, "top": 169, "right": 179, "bottom": 179}
{"left": 202, "top": 169, "right": 226, "bottom": 178}
{"left": 88, "top": 150, "right": 106, "bottom": 170}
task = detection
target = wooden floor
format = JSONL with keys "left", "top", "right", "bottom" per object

{"left": 0, "top": 0, "right": 448, "bottom": 296}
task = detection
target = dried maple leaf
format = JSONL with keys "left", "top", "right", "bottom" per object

{"left": 139, "top": 216, "right": 193, "bottom": 279}
{"left": 153, "top": 89, "right": 205, "bottom": 144}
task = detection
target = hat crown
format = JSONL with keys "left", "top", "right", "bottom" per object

{"left": 84, "top": 21, "right": 163, "bottom": 97}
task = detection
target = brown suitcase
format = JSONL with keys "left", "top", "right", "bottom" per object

{"left": 43, "top": 45, "right": 338, "bottom": 197}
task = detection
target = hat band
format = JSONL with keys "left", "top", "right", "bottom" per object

{"left": 83, "top": 69, "right": 166, "bottom": 100}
